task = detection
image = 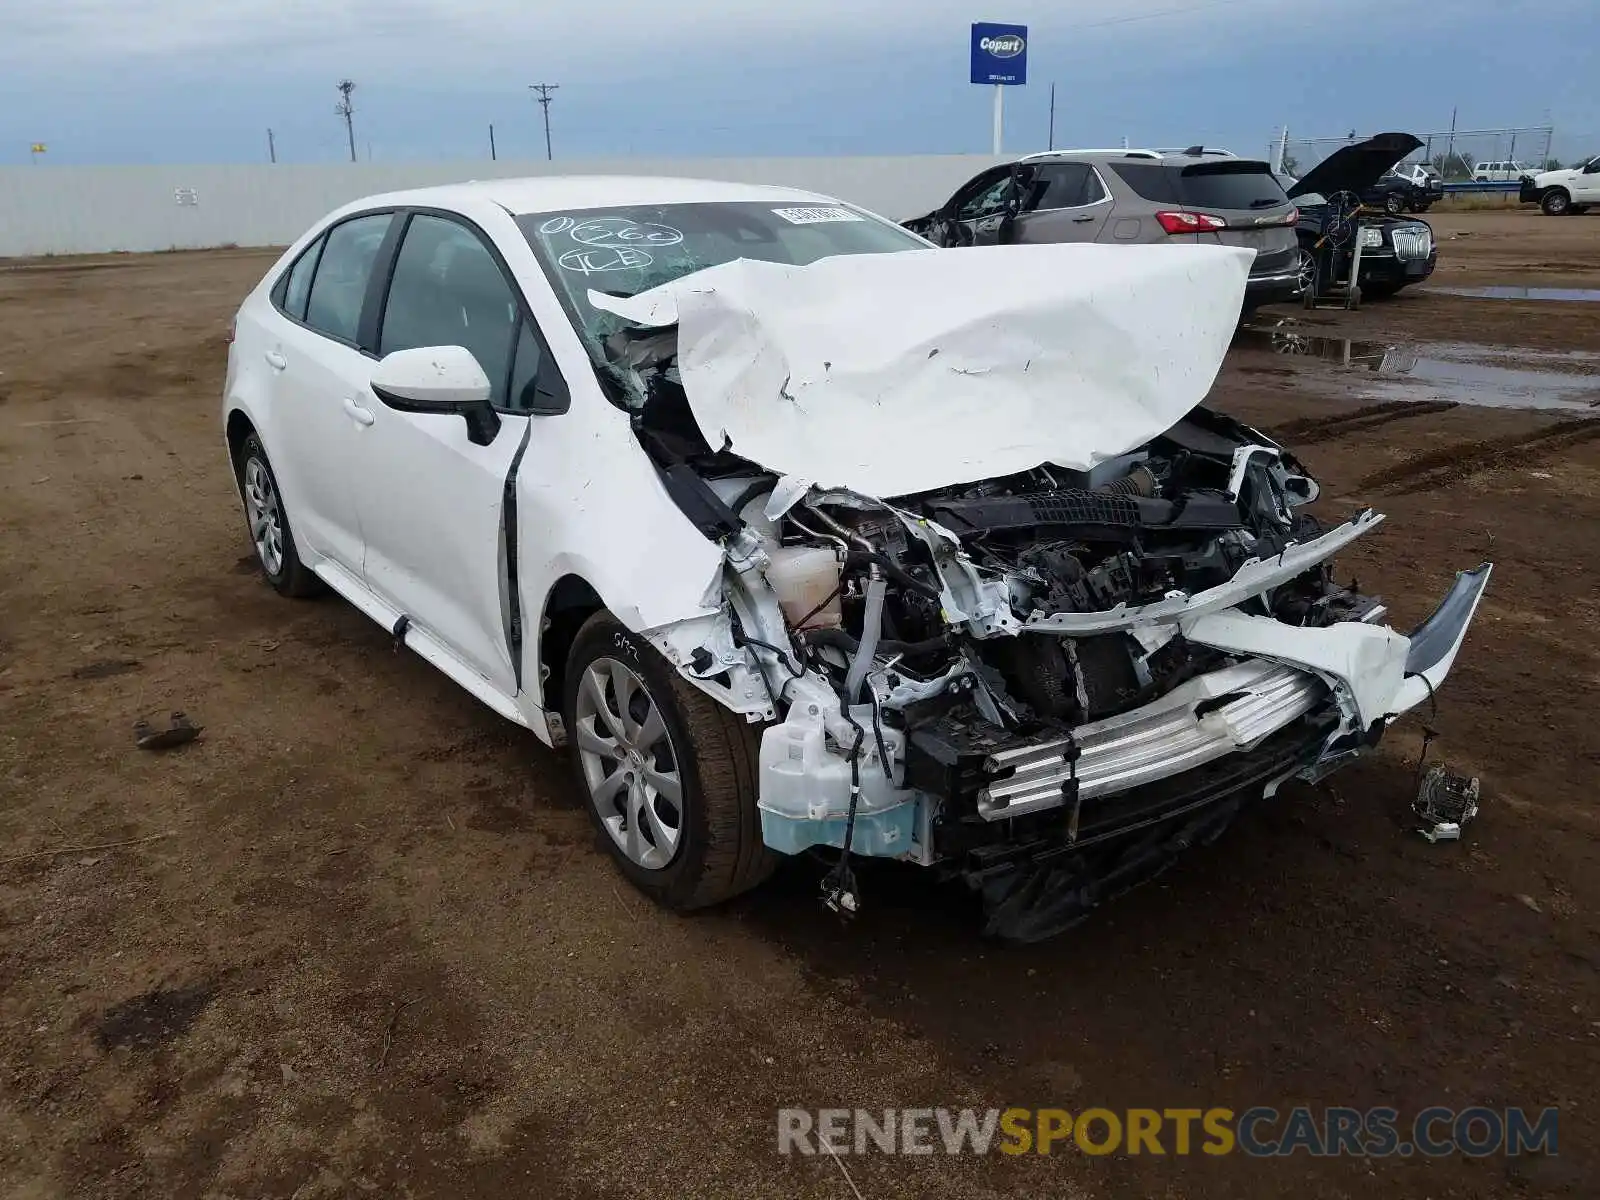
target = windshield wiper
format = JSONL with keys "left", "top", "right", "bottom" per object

{"left": 1248, "top": 198, "right": 1283, "bottom": 208}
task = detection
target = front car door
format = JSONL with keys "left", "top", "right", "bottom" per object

{"left": 932, "top": 166, "right": 1018, "bottom": 246}
{"left": 263, "top": 211, "right": 395, "bottom": 571}
{"left": 1575, "top": 156, "right": 1600, "bottom": 202}
{"left": 1010, "top": 162, "right": 1114, "bottom": 243}
{"left": 345, "top": 210, "right": 568, "bottom": 705}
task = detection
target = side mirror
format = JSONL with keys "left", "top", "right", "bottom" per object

{"left": 370, "top": 346, "right": 502, "bottom": 445}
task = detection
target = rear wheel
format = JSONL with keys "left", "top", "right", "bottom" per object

{"left": 235, "top": 433, "right": 321, "bottom": 597}
{"left": 1384, "top": 193, "right": 1406, "bottom": 216}
{"left": 1296, "top": 249, "right": 1319, "bottom": 307}
{"left": 564, "top": 612, "right": 775, "bottom": 910}
{"left": 1542, "top": 189, "right": 1572, "bottom": 216}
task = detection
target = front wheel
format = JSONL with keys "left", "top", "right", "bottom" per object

{"left": 235, "top": 433, "right": 321, "bottom": 597}
{"left": 1542, "top": 189, "right": 1572, "bottom": 216}
{"left": 1384, "top": 193, "right": 1406, "bottom": 216}
{"left": 564, "top": 612, "right": 775, "bottom": 910}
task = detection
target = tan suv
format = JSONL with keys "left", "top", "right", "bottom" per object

{"left": 905, "top": 148, "right": 1306, "bottom": 316}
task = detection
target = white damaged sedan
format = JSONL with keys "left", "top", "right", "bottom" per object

{"left": 223, "top": 176, "right": 1490, "bottom": 940}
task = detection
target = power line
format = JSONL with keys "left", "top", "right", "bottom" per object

{"left": 529, "top": 83, "right": 559, "bottom": 161}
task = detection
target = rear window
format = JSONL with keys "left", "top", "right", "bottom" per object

{"left": 1174, "top": 163, "right": 1289, "bottom": 211}
{"left": 1109, "top": 161, "right": 1288, "bottom": 211}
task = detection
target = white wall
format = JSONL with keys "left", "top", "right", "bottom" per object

{"left": 0, "top": 156, "right": 1006, "bottom": 257}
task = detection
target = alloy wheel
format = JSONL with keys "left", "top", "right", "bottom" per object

{"left": 574, "top": 656, "right": 683, "bottom": 870}
{"left": 242, "top": 456, "right": 284, "bottom": 577}
{"left": 1294, "top": 249, "right": 1317, "bottom": 295}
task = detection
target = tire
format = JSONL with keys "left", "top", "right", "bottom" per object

{"left": 234, "top": 433, "right": 321, "bottom": 597}
{"left": 563, "top": 611, "right": 775, "bottom": 910}
{"left": 1384, "top": 193, "right": 1406, "bottom": 216}
{"left": 1475, "top": 176, "right": 1489, "bottom": 183}
{"left": 1542, "top": 189, "right": 1571, "bottom": 216}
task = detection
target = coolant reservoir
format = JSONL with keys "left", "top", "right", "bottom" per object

{"left": 766, "top": 545, "right": 842, "bottom": 629}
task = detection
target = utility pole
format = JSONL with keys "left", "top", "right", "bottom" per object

{"left": 1444, "top": 106, "right": 1457, "bottom": 170}
{"left": 489, "top": 123, "right": 497, "bottom": 161}
{"left": 1047, "top": 84, "right": 1055, "bottom": 151}
{"left": 336, "top": 80, "right": 358, "bottom": 163}
{"left": 267, "top": 128, "right": 277, "bottom": 164}
{"left": 529, "top": 83, "right": 559, "bottom": 160}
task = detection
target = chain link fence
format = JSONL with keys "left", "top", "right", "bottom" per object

{"left": 1279, "top": 127, "right": 1577, "bottom": 181}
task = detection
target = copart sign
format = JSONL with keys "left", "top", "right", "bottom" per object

{"left": 970, "top": 22, "right": 1028, "bottom": 85}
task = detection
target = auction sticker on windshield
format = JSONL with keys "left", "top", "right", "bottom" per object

{"left": 771, "top": 206, "right": 865, "bottom": 225}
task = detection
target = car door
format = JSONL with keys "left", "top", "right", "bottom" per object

{"left": 1010, "top": 162, "right": 1113, "bottom": 243}
{"left": 263, "top": 211, "right": 395, "bottom": 571}
{"left": 934, "top": 166, "right": 1018, "bottom": 246}
{"left": 1575, "top": 157, "right": 1600, "bottom": 202}
{"left": 345, "top": 210, "right": 567, "bottom": 701}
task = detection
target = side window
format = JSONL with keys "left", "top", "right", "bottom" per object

{"left": 276, "top": 237, "right": 322, "bottom": 321}
{"left": 1082, "top": 167, "right": 1108, "bottom": 205}
{"left": 304, "top": 213, "right": 392, "bottom": 343}
{"left": 379, "top": 214, "right": 519, "bottom": 408}
{"left": 957, "top": 172, "right": 1015, "bottom": 221}
{"left": 1030, "top": 164, "right": 1094, "bottom": 210}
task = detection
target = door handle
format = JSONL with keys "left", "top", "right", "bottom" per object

{"left": 342, "top": 397, "right": 375, "bottom": 427}
{"left": 1071, "top": 213, "right": 1096, "bottom": 223}
{"left": 264, "top": 350, "right": 287, "bottom": 370}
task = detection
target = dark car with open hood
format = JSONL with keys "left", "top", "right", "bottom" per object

{"left": 1282, "top": 132, "right": 1440, "bottom": 302}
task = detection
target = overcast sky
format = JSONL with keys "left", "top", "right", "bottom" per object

{"left": 1, "top": 0, "right": 1594, "bottom": 166}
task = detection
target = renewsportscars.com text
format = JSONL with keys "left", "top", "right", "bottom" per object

{"left": 777, "top": 1106, "right": 1558, "bottom": 1158}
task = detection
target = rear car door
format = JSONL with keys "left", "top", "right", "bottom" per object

{"left": 1011, "top": 162, "right": 1112, "bottom": 243}
{"left": 346, "top": 210, "right": 567, "bottom": 701}
{"left": 263, "top": 211, "right": 395, "bottom": 572}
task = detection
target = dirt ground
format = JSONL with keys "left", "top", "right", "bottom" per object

{"left": 2, "top": 210, "right": 1598, "bottom": 1198}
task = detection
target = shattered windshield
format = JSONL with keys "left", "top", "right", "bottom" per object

{"left": 518, "top": 202, "right": 927, "bottom": 375}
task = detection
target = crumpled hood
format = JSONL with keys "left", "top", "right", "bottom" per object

{"left": 590, "top": 242, "right": 1253, "bottom": 497}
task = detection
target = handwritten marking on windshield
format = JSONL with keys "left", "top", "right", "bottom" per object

{"left": 558, "top": 246, "right": 654, "bottom": 274}
{"left": 569, "top": 218, "right": 684, "bottom": 248}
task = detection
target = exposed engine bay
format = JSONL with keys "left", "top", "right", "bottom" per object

{"left": 584, "top": 249, "right": 1490, "bottom": 942}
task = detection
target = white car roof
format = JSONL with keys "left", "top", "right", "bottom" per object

{"left": 348, "top": 174, "right": 842, "bottom": 217}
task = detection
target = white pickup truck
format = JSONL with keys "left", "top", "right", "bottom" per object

{"left": 1520, "top": 155, "right": 1600, "bottom": 215}
{"left": 1471, "top": 159, "right": 1536, "bottom": 182}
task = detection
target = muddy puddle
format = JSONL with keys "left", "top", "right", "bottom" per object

{"left": 1426, "top": 285, "right": 1600, "bottom": 303}
{"left": 1234, "top": 323, "right": 1600, "bottom": 411}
